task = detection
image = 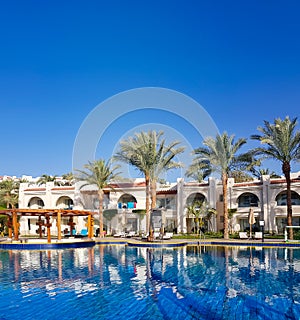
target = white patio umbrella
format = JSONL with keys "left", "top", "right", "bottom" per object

{"left": 248, "top": 208, "right": 256, "bottom": 238}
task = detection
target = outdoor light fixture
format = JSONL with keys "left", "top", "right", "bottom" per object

{"left": 259, "top": 220, "right": 265, "bottom": 242}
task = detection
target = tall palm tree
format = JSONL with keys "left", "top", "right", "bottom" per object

{"left": 0, "top": 180, "right": 19, "bottom": 209}
{"left": 114, "top": 130, "right": 184, "bottom": 235}
{"left": 149, "top": 133, "right": 185, "bottom": 209}
{"left": 76, "top": 159, "right": 120, "bottom": 237}
{"left": 251, "top": 116, "right": 300, "bottom": 239}
{"left": 193, "top": 132, "right": 255, "bottom": 239}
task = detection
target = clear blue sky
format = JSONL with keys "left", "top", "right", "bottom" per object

{"left": 1, "top": 0, "right": 299, "bottom": 180}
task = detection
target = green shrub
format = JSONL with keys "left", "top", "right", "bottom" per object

{"left": 205, "top": 232, "right": 223, "bottom": 238}
{"left": 294, "top": 230, "right": 300, "bottom": 240}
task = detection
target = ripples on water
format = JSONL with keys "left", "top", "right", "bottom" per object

{"left": 0, "top": 246, "right": 300, "bottom": 319}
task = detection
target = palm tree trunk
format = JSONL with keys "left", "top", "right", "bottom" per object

{"left": 151, "top": 179, "right": 157, "bottom": 209}
{"left": 283, "top": 162, "right": 293, "bottom": 240}
{"left": 98, "top": 189, "right": 104, "bottom": 237}
{"left": 145, "top": 174, "right": 151, "bottom": 235}
{"left": 222, "top": 172, "right": 229, "bottom": 240}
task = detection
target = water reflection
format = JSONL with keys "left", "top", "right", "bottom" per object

{"left": 0, "top": 246, "right": 300, "bottom": 319}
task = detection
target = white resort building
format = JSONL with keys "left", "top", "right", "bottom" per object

{"left": 17, "top": 173, "right": 300, "bottom": 236}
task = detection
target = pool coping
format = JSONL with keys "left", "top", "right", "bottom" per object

{"left": 1, "top": 237, "right": 300, "bottom": 250}
{"left": 0, "top": 239, "right": 96, "bottom": 250}
{"left": 95, "top": 237, "right": 300, "bottom": 248}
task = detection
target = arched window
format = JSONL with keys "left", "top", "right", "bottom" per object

{"left": 28, "top": 197, "right": 45, "bottom": 209}
{"left": 238, "top": 193, "right": 259, "bottom": 207}
{"left": 56, "top": 196, "right": 73, "bottom": 209}
{"left": 186, "top": 193, "right": 206, "bottom": 206}
{"left": 276, "top": 191, "right": 300, "bottom": 206}
{"left": 118, "top": 194, "right": 137, "bottom": 209}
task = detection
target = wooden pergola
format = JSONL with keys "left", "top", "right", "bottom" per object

{"left": 0, "top": 209, "right": 96, "bottom": 243}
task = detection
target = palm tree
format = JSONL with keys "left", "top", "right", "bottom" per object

{"left": 230, "top": 170, "right": 253, "bottom": 183}
{"left": 76, "top": 159, "right": 120, "bottom": 237}
{"left": 62, "top": 172, "right": 75, "bottom": 186}
{"left": 251, "top": 168, "right": 281, "bottom": 179}
{"left": 186, "top": 200, "right": 216, "bottom": 234}
{"left": 251, "top": 116, "right": 300, "bottom": 239}
{"left": 193, "top": 132, "right": 255, "bottom": 239}
{"left": 114, "top": 130, "right": 184, "bottom": 235}
{"left": 185, "top": 159, "right": 212, "bottom": 182}
{"left": 149, "top": 133, "right": 185, "bottom": 209}
{"left": 0, "top": 180, "right": 19, "bottom": 209}
{"left": 36, "top": 174, "right": 58, "bottom": 186}
{"left": 186, "top": 200, "right": 206, "bottom": 234}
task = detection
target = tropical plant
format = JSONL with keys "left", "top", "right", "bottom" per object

{"left": 193, "top": 132, "right": 256, "bottom": 239}
{"left": 76, "top": 159, "right": 120, "bottom": 237}
{"left": 251, "top": 168, "right": 281, "bottom": 179}
{"left": 149, "top": 133, "right": 185, "bottom": 209}
{"left": 0, "top": 215, "right": 7, "bottom": 235}
{"left": 0, "top": 180, "right": 20, "bottom": 209}
{"left": 36, "top": 174, "right": 58, "bottom": 186}
{"left": 114, "top": 130, "right": 184, "bottom": 235}
{"left": 185, "top": 159, "right": 212, "bottom": 182}
{"left": 186, "top": 200, "right": 207, "bottom": 234}
{"left": 227, "top": 208, "right": 237, "bottom": 234}
{"left": 132, "top": 209, "right": 146, "bottom": 234}
{"left": 61, "top": 172, "right": 75, "bottom": 186}
{"left": 103, "top": 209, "right": 118, "bottom": 234}
{"left": 230, "top": 170, "right": 253, "bottom": 183}
{"left": 251, "top": 116, "right": 300, "bottom": 239}
{"left": 206, "top": 207, "right": 217, "bottom": 231}
{"left": 186, "top": 200, "right": 216, "bottom": 234}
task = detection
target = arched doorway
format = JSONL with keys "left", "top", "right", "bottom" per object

{"left": 186, "top": 193, "right": 207, "bottom": 233}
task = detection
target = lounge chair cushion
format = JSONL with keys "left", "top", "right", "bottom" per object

{"left": 254, "top": 232, "right": 263, "bottom": 239}
{"left": 239, "top": 232, "right": 248, "bottom": 239}
{"left": 163, "top": 232, "right": 173, "bottom": 240}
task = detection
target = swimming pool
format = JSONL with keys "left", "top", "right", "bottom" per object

{"left": 0, "top": 245, "right": 300, "bottom": 319}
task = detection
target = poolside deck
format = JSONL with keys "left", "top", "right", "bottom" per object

{"left": 0, "top": 236, "right": 299, "bottom": 249}
{"left": 95, "top": 236, "right": 300, "bottom": 248}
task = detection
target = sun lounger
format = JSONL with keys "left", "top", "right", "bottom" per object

{"left": 126, "top": 231, "right": 136, "bottom": 237}
{"left": 239, "top": 232, "right": 248, "bottom": 240}
{"left": 113, "top": 232, "right": 126, "bottom": 238}
{"left": 163, "top": 232, "right": 173, "bottom": 240}
{"left": 153, "top": 232, "right": 160, "bottom": 239}
{"left": 141, "top": 233, "right": 148, "bottom": 240}
{"left": 64, "top": 229, "right": 76, "bottom": 237}
{"left": 254, "top": 232, "right": 263, "bottom": 239}
{"left": 75, "top": 229, "right": 88, "bottom": 238}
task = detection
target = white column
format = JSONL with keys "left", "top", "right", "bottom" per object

{"left": 177, "top": 178, "right": 185, "bottom": 233}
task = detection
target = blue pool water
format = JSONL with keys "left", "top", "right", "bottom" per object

{"left": 0, "top": 245, "right": 300, "bottom": 319}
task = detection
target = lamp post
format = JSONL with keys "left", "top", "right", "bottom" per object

{"left": 259, "top": 220, "right": 265, "bottom": 242}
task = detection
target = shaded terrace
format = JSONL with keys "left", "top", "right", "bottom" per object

{"left": 0, "top": 209, "right": 96, "bottom": 243}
